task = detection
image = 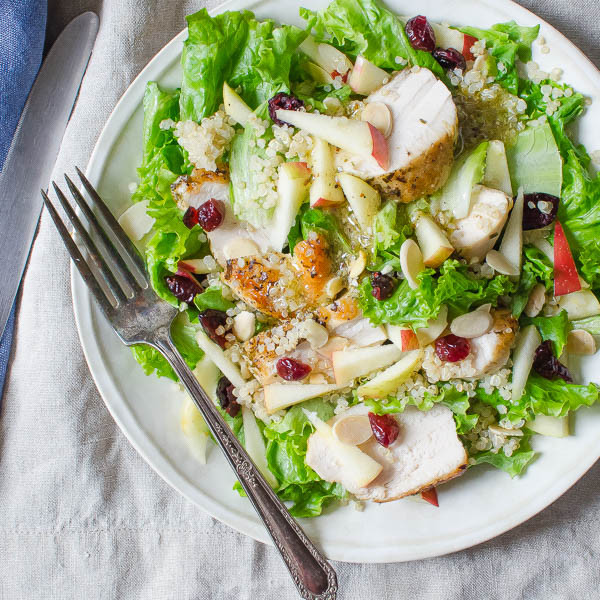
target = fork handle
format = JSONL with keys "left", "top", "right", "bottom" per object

{"left": 152, "top": 333, "right": 338, "bottom": 600}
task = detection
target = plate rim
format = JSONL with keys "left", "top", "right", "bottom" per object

{"left": 72, "top": 0, "right": 600, "bottom": 563}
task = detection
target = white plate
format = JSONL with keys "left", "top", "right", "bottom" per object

{"left": 73, "top": 0, "right": 600, "bottom": 563}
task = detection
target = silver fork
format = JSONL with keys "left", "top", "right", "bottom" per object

{"left": 42, "top": 168, "right": 338, "bottom": 600}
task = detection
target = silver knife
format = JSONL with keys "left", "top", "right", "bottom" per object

{"left": 0, "top": 12, "right": 99, "bottom": 338}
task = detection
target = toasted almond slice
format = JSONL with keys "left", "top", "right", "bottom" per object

{"left": 223, "top": 237, "right": 261, "bottom": 260}
{"left": 486, "top": 249, "right": 519, "bottom": 277}
{"left": 325, "top": 276, "right": 345, "bottom": 299}
{"left": 477, "top": 303, "right": 492, "bottom": 313}
{"left": 567, "top": 329, "right": 596, "bottom": 355}
{"left": 348, "top": 250, "right": 367, "bottom": 279}
{"left": 524, "top": 283, "right": 546, "bottom": 318}
{"left": 450, "top": 309, "right": 493, "bottom": 339}
{"left": 361, "top": 102, "right": 393, "bottom": 137}
{"left": 301, "top": 319, "right": 329, "bottom": 349}
{"left": 399, "top": 239, "right": 425, "bottom": 290}
{"left": 232, "top": 311, "right": 255, "bottom": 342}
{"left": 332, "top": 414, "right": 373, "bottom": 445}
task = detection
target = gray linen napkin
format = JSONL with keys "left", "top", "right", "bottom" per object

{"left": 1, "top": 1, "right": 599, "bottom": 599}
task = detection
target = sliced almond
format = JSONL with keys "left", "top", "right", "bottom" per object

{"left": 325, "top": 276, "right": 345, "bottom": 299}
{"left": 399, "top": 239, "right": 425, "bottom": 290}
{"left": 415, "top": 304, "right": 448, "bottom": 346}
{"left": 223, "top": 238, "right": 260, "bottom": 260}
{"left": 316, "top": 335, "right": 349, "bottom": 359}
{"left": 301, "top": 319, "right": 329, "bottom": 349}
{"left": 348, "top": 250, "right": 367, "bottom": 279}
{"left": 477, "top": 303, "right": 492, "bottom": 313}
{"left": 332, "top": 414, "right": 373, "bottom": 445}
{"left": 486, "top": 249, "right": 519, "bottom": 277}
{"left": 567, "top": 329, "right": 596, "bottom": 355}
{"left": 232, "top": 311, "right": 255, "bottom": 342}
{"left": 361, "top": 102, "right": 393, "bottom": 137}
{"left": 450, "top": 309, "right": 493, "bottom": 339}
{"left": 524, "top": 283, "right": 546, "bottom": 318}
{"left": 323, "top": 96, "right": 343, "bottom": 115}
{"left": 488, "top": 425, "right": 524, "bottom": 437}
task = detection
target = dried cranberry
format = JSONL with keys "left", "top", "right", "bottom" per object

{"left": 276, "top": 357, "right": 311, "bottom": 381}
{"left": 216, "top": 376, "right": 240, "bottom": 417}
{"left": 182, "top": 206, "right": 199, "bottom": 229}
{"left": 435, "top": 334, "right": 470, "bottom": 362}
{"left": 405, "top": 16, "right": 436, "bottom": 52}
{"left": 268, "top": 92, "right": 305, "bottom": 126}
{"left": 368, "top": 412, "right": 400, "bottom": 447}
{"left": 432, "top": 47, "right": 466, "bottom": 71}
{"left": 165, "top": 274, "right": 202, "bottom": 303}
{"left": 370, "top": 272, "right": 397, "bottom": 301}
{"left": 197, "top": 199, "right": 224, "bottom": 232}
{"left": 533, "top": 340, "right": 572, "bottom": 382}
{"left": 522, "top": 193, "right": 559, "bottom": 230}
{"left": 198, "top": 309, "right": 228, "bottom": 348}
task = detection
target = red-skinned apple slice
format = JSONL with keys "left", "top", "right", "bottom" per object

{"left": 386, "top": 325, "right": 419, "bottom": 351}
{"left": 275, "top": 109, "right": 389, "bottom": 169}
{"left": 421, "top": 487, "right": 439, "bottom": 507}
{"left": 310, "top": 137, "right": 345, "bottom": 207}
{"left": 553, "top": 220, "right": 582, "bottom": 296}
{"left": 348, "top": 55, "right": 389, "bottom": 95}
{"left": 463, "top": 34, "right": 478, "bottom": 61}
{"left": 299, "top": 35, "right": 353, "bottom": 77}
{"left": 178, "top": 258, "right": 218, "bottom": 275}
{"left": 337, "top": 173, "right": 381, "bottom": 230}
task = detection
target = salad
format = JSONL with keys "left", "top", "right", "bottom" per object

{"left": 119, "top": 0, "right": 600, "bottom": 516}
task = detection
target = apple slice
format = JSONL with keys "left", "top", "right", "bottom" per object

{"left": 275, "top": 109, "right": 389, "bottom": 169}
{"left": 526, "top": 414, "right": 569, "bottom": 438}
{"left": 272, "top": 161, "right": 310, "bottom": 250}
{"left": 420, "top": 487, "right": 439, "bottom": 507}
{"left": 264, "top": 382, "right": 343, "bottom": 414}
{"left": 304, "top": 410, "right": 383, "bottom": 489}
{"left": 431, "top": 22, "right": 465, "bottom": 53}
{"left": 357, "top": 349, "right": 424, "bottom": 398}
{"left": 348, "top": 55, "right": 389, "bottom": 95}
{"left": 399, "top": 238, "right": 425, "bottom": 289}
{"left": 553, "top": 221, "right": 582, "bottom": 296}
{"left": 414, "top": 215, "right": 454, "bottom": 268}
{"left": 498, "top": 187, "right": 524, "bottom": 275}
{"left": 304, "top": 61, "right": 335, "bottom": 85}
{"left": 337, "top": 173, "right": 381, "bottom": 231}
{"left": 558, "top": 289, "right": 600, "bottom": 320}
{"left": 386, "top": 325, "right": 419, "bottom": 351}
{"left": 242, "top": 406, "right": 278, "bottom": 487}
{"left": 223, "top": 82, "right": 253, "bottom": 126}
{"left": 299, "top": 35, "right": 353, "bottom": 77}
{"left": 415, "top": 305, "right": 449, "bottom": 346}
{"left": 511, "top": 325, "right": 541, "bottom": 403}
{"left": 118, "top": 200, "right": 154, "bottom": 241}
{"left": 332, "top": 344, "right": 404, "bottom": 386}
{"left": 310, "top": 138, "right": 345, "bottom": 207}
{"left": 483, "top": 140, "right": 513, "bottom": 196}
{"left": 462, "top": 34, "right": 478, "bottom": 61}
{"left": 195, "top": 330, "right": 245, "bottom": 389}
{"left": 178, "top": 258, "right": 218, "bottom": 275}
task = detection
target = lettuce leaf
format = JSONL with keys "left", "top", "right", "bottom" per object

{"left": 194, "top": 286, "right": 236, "bottom": 312}
{"left": 522, "top": 310, "right": 571, "bottom": 357}
{"left": 369, "top": 202, "right": 412, "bottom": 272}
{"left": 359, "top": 259, "right": 515, "bottom": 328}
{"left": 263, "top": 399, "right": 346, "bottom": 517}
{"left": 180, "top": 9, "right": 306, "bottom": 121}
{"left": 470, "top": 435, "right": 536, "bottom": 477}
{"left": 460, "top": 21, "right": 539, "bottom": 94}
{"left": 300, "top": 0, "right": 446, "bottom": 79}
{"left": 571, "top": 315, "right": 600, "bottom": 335}
{"left": 512, "top": 245, "right": 554, "bottom": 317}
{"left": 287, "top": 204, "right": 351, "bottom": 253}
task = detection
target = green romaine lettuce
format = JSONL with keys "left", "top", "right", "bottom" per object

{"left": 571, "top": 315, "right": 600, "bottom": 335}
{"left": 459, "top": 21, "right": 539, "bottom": 94}
{"left": 522, "top": 310, "right": 570, "bottom": 357}
{"left": 287, "top": 204, "right": 351, "bottom": 253}
{"left": 300, "top": 0, "right": 446, "bottom": 79}
{"left": 263, "top": 399, "right": 346, "bottom": 517}
{"left": 470, "top": 435, "right": 536, "bottom": 477}
{"left": 359, "top": 259, "right": 516, "bottom": 328}
{"left": 180, "top": 9, "right": 306, "bottom": 121}
{"left": 194, "top": 286, "right": 236, "bottom": 313}
{"left": 512, "top": 245, "right": 554, "bottom": 318}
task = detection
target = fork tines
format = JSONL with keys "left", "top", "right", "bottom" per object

{"left": 42, "top": 169, "right": 148, "bottom": 315}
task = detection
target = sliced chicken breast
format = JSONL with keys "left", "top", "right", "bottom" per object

{"left": 336, "top": 67, "right": 458, "bottom": 203}
{"left": 450, "top": 185, "right": 512, "bottom": 262}
{"left": 172, "top": 168, "right": 273, "bottom": 266}
{"left": 305, "top": 404, "right": 467, "bottom": 501}
{"left": 422, "top": 309, "right": 518, "bottom": 381}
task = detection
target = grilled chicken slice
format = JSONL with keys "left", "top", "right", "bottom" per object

{"left": 450, "top": 185, "right": 512, "bottom": 262}
{"left": 315, "top": 294, "right": 361, "bottom": 329}
{"left": 423, "top": 309, "right": 518, "bottom": 381}
{"left": 293, "top": 234, "right": 333, "bottom": 305}
{"left": 172, "top": 168, "right": 272, "bottom": 266}
{"left": 305, "top": 404, "right": 467, "bottom": 501}
{"left": 336, "top": 67, "right": 457, "bottom": 202}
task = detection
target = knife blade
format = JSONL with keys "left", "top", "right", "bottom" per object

{"left": 0, "top": 12, "right": 99, "bottom": 338}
